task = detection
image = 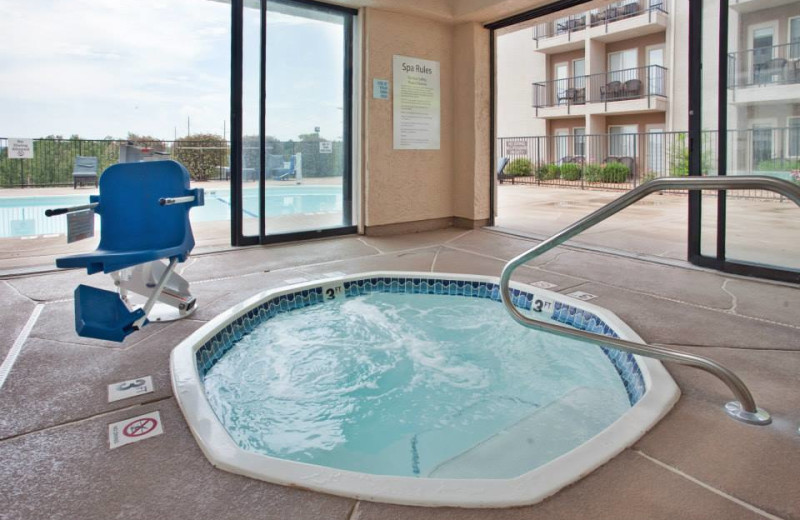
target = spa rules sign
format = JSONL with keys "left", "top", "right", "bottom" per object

{"left": 393, "top": 56, "right": 440, "bottom": 150}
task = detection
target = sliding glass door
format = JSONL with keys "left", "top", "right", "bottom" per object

{"left": 231, "top": 0, "right": 356, "bottom": 246}
{"left": 690, "top": 0, "right": 800, "bottom": 282}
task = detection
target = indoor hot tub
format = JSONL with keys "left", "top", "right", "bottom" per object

{"left": 170, "top": 272, "right": 679, "bottom": 507}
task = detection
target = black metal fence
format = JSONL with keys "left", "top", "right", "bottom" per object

{"left": 533, "top": 65, "right": 667, "bottom": 112}
{"left": 0, "top": 137, "right": 344, "bottom": 187}
{"left": 497, "top": 130, "right": 800, "bottom": 200}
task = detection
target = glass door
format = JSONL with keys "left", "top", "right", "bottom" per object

{"left": 231, "top": 0, "right": 356, "bottom": 246}
{"left": 690, "top": 0, "right": 800, "bottom": 282}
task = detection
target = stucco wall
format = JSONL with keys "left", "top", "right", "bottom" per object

{"left": 453, "top": 22, "right": 491, "bottom": 222}
{"left": 362, "top": 8, "right": 455, "bottom": 228}
{"left": 496, "top": 27, "right": 545, "bottom": 137}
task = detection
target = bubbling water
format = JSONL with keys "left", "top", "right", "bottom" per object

{"left": 204, "top": 292, "right": 631, "bottom": 478}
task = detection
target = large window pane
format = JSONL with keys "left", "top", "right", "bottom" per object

{"left": 262, "top": 2, "right": 348, "bottom": 236}
{"left": 723, "top": 0, "right": 800, "bottom": 271}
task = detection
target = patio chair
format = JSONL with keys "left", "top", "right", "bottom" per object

{"left": 73, "top": 156, "right": 98, "bottom": 189}
{"left": 622, "top": 1, "right": 640, "bottom": 18}
{"left": 622, "top": 79, "right": 642, "bottom": 98}
{"left": 558, "top": 88, "right": 578, "bottom": 105}
{"left": 754, "top": 58, "right": 787, "bottom": 84}
{"left": 575, "top": 87, "right": 586, "bottom": 104}
{"left": 52, "top": 161, "right": 204, "bottom": 342}
{"left": 496, "top": 157, "right": 512, "bottom": 184}
{"left": 271, "top": 155, "right": 297, "bottom": 180}
{"left": 600, "top": 81, "right": 622, "bottom": 101}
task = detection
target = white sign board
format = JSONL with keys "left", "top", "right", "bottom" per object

{"left": 393, "top": 56, "right": 440, "bottom": 150}
{"left": 8, "top": 138, "right": 33, "bottom": 159}
{"left": 67, "top": 210, "right": 95, "bottom": 243}
{"left": 108, "top": 411, "right": 164, "bottom": 449}
{"left": 319, "top": 141, "right": 333, "bottom": 154}
{"left": 505, "top": 140, "right": 528, "bottom": 155}
{"left": 373, "top": 78, "right": 390, "bottom": 99}
{"left": 108, "top": 376, "right": 154, "bottom": 403}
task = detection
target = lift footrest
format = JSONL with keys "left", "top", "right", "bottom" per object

{"left": 74, "top": 284, "right": 146, "bottom": 342}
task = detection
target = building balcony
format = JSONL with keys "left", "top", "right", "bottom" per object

{"left": 729, "top": 0, "right": 797, "bottom": 14}
{"left": 531, "top": 1, "right": 669, "bottom": 54}
{"left": 532, "top": 65, "right": 669, "bottom": 118}
{"left": 727, "top": 43, "right": 800, "bottom": 105}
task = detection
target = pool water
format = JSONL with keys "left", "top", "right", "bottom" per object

{"left": 203, "top": 292, "right": 632, "bottom": 479}
{"left": 0, "top": 186, "right": 342, "bottom": 238}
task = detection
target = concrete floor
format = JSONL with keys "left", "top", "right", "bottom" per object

{"left": 0, "top": 228, "right": 798, "bottom": 519}
{"left": 496, "top": 184, "right": 800, "bottom": 270}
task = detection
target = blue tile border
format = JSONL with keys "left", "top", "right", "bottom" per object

{"left": 196, "top": 277, "right": 646, "bottom": 405}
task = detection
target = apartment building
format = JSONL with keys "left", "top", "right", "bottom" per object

{"left": 496, "top": 0, "right": 799, "bottom": 180}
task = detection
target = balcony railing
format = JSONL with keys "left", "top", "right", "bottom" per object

{"left": 728, "top": 42, "right": 800, "bottom": 89}
{"left": 531, "top": 0, "right": 668, "bottom": 42}
{"left": 532, "top": 65, "right": 668, "bottom": 110}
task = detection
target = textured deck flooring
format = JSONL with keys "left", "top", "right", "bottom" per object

{"left": 1, "top": 228, "right": 798, "bottom": 520}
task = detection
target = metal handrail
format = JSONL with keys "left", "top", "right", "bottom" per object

{"left": 500, "top": 176, "right": 800, "bottom": 426}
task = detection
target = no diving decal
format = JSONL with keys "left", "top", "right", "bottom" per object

{"left": 109, "top": 411, "right": 163, "bottom": 449}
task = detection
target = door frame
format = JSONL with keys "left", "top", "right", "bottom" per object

{"left": 688, "top": 0, "right": 798, "bottom": 283}
{"left": 230, "top": 0, "right": 358, "bottom": 247}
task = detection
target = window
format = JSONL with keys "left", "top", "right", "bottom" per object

{"left": 609, "top": 125, "right": 637, "bottom": 157}
{"left": 608, "top": 49, "right": 637, "bottom": 72}
{"left": 646, "top": 127, "right": 665, "bottom": 175}
{"left": 554, "top": 62, "right": 569, "bottom": 105}
{"left": 573, "top": 127, "right": 586, "bottom": 157}
{"left": 555, "top": 129, "right": 570, "bottom": 162}
{"left": 573, "top": 59, "right": 586, "bottom": 93}
{"left": 752, "top": 124, "right": 774, "bottom": 169}
{"left": 788, "top": 117, "right": 800, "bottom": 158}
{"left": 790, "top": 18, "right": 800, "bottom": 60}
{"left": 608, "top": 49, "right": 638, "bottom": 84}
{"left": 750, "top": 25, "right": 775, "bottom": 83}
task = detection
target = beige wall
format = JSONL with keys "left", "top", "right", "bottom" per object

{"left": 496, "top": 27, "right": 546, "bottom": 137}
{"left": 362, "top": 8, "right": 454, "bottom": 228}
{"left": 453, "top": 23, "right": 491, "bottom": 222}
{"left": 362, "top": 7, "right": 490, "bottom": 231}
{"left": 549, "top": 118, "right": 585, "bottom": 133}
{"left": 606, "top": 112, "right": 666, "bottom": 129}
{"left": 739, "top": 4, "right": 800, "bottom": 48}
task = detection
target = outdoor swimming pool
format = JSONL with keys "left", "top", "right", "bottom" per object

{"left": 0, "top": 185, "right": 342, "bottom": 238}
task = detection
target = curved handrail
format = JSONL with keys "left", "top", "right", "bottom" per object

{"left": 500, "top": 176, "right": 800, "bottom": 425}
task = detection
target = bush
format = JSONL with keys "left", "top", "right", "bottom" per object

{"left": 173, "top": 133, "right": 228, "bottom": 181}
{"left": 756, "top": 159, "right": 800, "bottom": 172}
{"left": 536, "top": 164, "right": 560, "bottom": 180}
{"left": 506, "top": 158, "right": 533, "bottom": 176}
{"left": 600, "top": 162, "right": 630, "bottom": 183}
{"left": 641, "top": 172, "right": 658, "bottom": 184}
{"left": 583, "top": 164, "right": 603, "bottom": 182}
{"left": 560, "top": 163, "right": 582, "bottom": 181}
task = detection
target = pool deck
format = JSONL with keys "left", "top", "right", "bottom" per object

{"left": 0, "top": 228, "right": 798, "bottom": 519}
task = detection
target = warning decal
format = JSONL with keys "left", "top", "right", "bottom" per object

{"left": 109, "top": 411, "right": 163, "bottom": 449}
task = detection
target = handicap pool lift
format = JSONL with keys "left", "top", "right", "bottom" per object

{"left": 48, "top": 160, "right": 204, "bottom": 342}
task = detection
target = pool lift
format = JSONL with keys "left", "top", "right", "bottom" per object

{"left": 47, "top": 160, "right": 204, "bottom": 342}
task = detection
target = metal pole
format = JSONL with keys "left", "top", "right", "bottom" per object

{"left": 500, "top": 176, "right": 800, "bottom": 426}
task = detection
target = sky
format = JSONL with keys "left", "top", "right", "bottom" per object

{"left": 0, "top": 0, "right": 345, "bottom": 141}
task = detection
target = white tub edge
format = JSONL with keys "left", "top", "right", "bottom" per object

{"left": 170, "top": 271, "right": 680, "bottom": 508}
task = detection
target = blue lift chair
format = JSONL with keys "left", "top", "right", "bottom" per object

{"left": 48, "top": 161, "right": 204, "bottom": 342}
